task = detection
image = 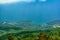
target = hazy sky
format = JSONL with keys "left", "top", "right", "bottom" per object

{"left": 0, "top": 0, "right": 60, "bottom": 23}
{"left": 0, "top": 0, "right": 47, "bottom": 4}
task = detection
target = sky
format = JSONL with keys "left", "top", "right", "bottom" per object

{"left": 0, "top": 0, "right": 47, "bottom": 4}
{"left": 0, "top": 0, "right": 60, "bottom": 24}
{"left": 0, "top": 0, "right": 20, "bottom": 4}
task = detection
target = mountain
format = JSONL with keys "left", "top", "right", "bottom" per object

{"left": 0, "top": 22, "right": 23, "bottom": 30}
{"left": 0, "top": 20, "right": 60, "bottom": 32}
{"left": 47, "top": 20, "right": 60, "bottom": 25}
{"left": 47, "top": 20, "right": 60, "bottom": 28}
{"left": 0, "top": 21, "right": 39, "bottom": 30}
{"left": 0, "top": 21, "right": 50, "bottom": 31}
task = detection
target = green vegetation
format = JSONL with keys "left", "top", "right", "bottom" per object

{"left": 0, "top": 28, "right": 60, "bottom": 40}
{"left": 0, "top": 20, "right": 60, "bottom": 40}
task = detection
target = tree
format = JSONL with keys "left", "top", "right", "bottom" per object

{"left": 38, "top": 32, "right": 46, "bottom": 40}
{"left": 55, "top": 37, "right": 59, "bottom": 40}
{"left": 38, "top": 32, "right": 53, "bottom": 40}
{"left": 0, "top": 37, "right": 2, "bottom": 40}
{"left": 8, "top": 35, "right": 14, "bottom": 40}
{"left": 47, "top": 36, "right": 53, "bottom": 40}
{"left": 17, "top": 37, "right": 21, "bottom": 40}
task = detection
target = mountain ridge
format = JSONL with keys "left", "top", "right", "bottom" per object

{"left": 0, "top": 20, "right": 60, "bottom": 31}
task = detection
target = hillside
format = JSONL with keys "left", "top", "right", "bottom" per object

{"left": 0, "top": 20, "right": 60, "bottom": 31}
{"left": 0, "top": 27, "right": 60, "bottom": 40}
{"left": 0, "top": 20, "right": 60, "bottom": 40}
{"left": 47, "top": 20, "right": 60, "bottom": 25}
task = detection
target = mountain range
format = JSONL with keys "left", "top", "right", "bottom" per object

{"left": 0, "top": 20, "right": 60, "bottom": 31}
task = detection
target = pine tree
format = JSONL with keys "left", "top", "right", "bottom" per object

{"left": 47, "top": 36, "right": 53, "bottom": 40}
{"left": 0, "top": 37, "right": 2, "bottom": 40}
{"left": 55, "top": 37, "right": 59, "bottom": 40}
{"left": 8, "top": 35, "right": 14, "bottom": 40}
{"left": 44, "top": 35, "right": 48, "bottom": 40}
{"left": 38, "top": 32, "right": 46, "bottom": 40}
{"left": 17, "top": 37, "right": 21, "bottom": 40}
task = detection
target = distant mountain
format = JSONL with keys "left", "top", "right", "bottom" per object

{"left": 0, "top": 22, "right": 23, "bottom": 30}
{"left": 0, "top": 20, "right": 60, "bottom": 31}
{"left": 47, "top": 20, "right": 60, "bottom": 28}
{"left": 0, "top": 21, "right": 49, "bottom": 31}
{"left": 47, "top": 20, "right": 60, "bottom": 25}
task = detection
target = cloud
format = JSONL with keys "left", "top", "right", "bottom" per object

{"left": 19, "top": 0, "right": 35, "bottom": 2}
{"left": 0, "top": 0, "right": 20, "bottom": 4}
{"left": 40, "top": 0, "right": 47, "bottom": 2}
{"left": 0, "top": 0, "right": 35, "bottom": 4}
